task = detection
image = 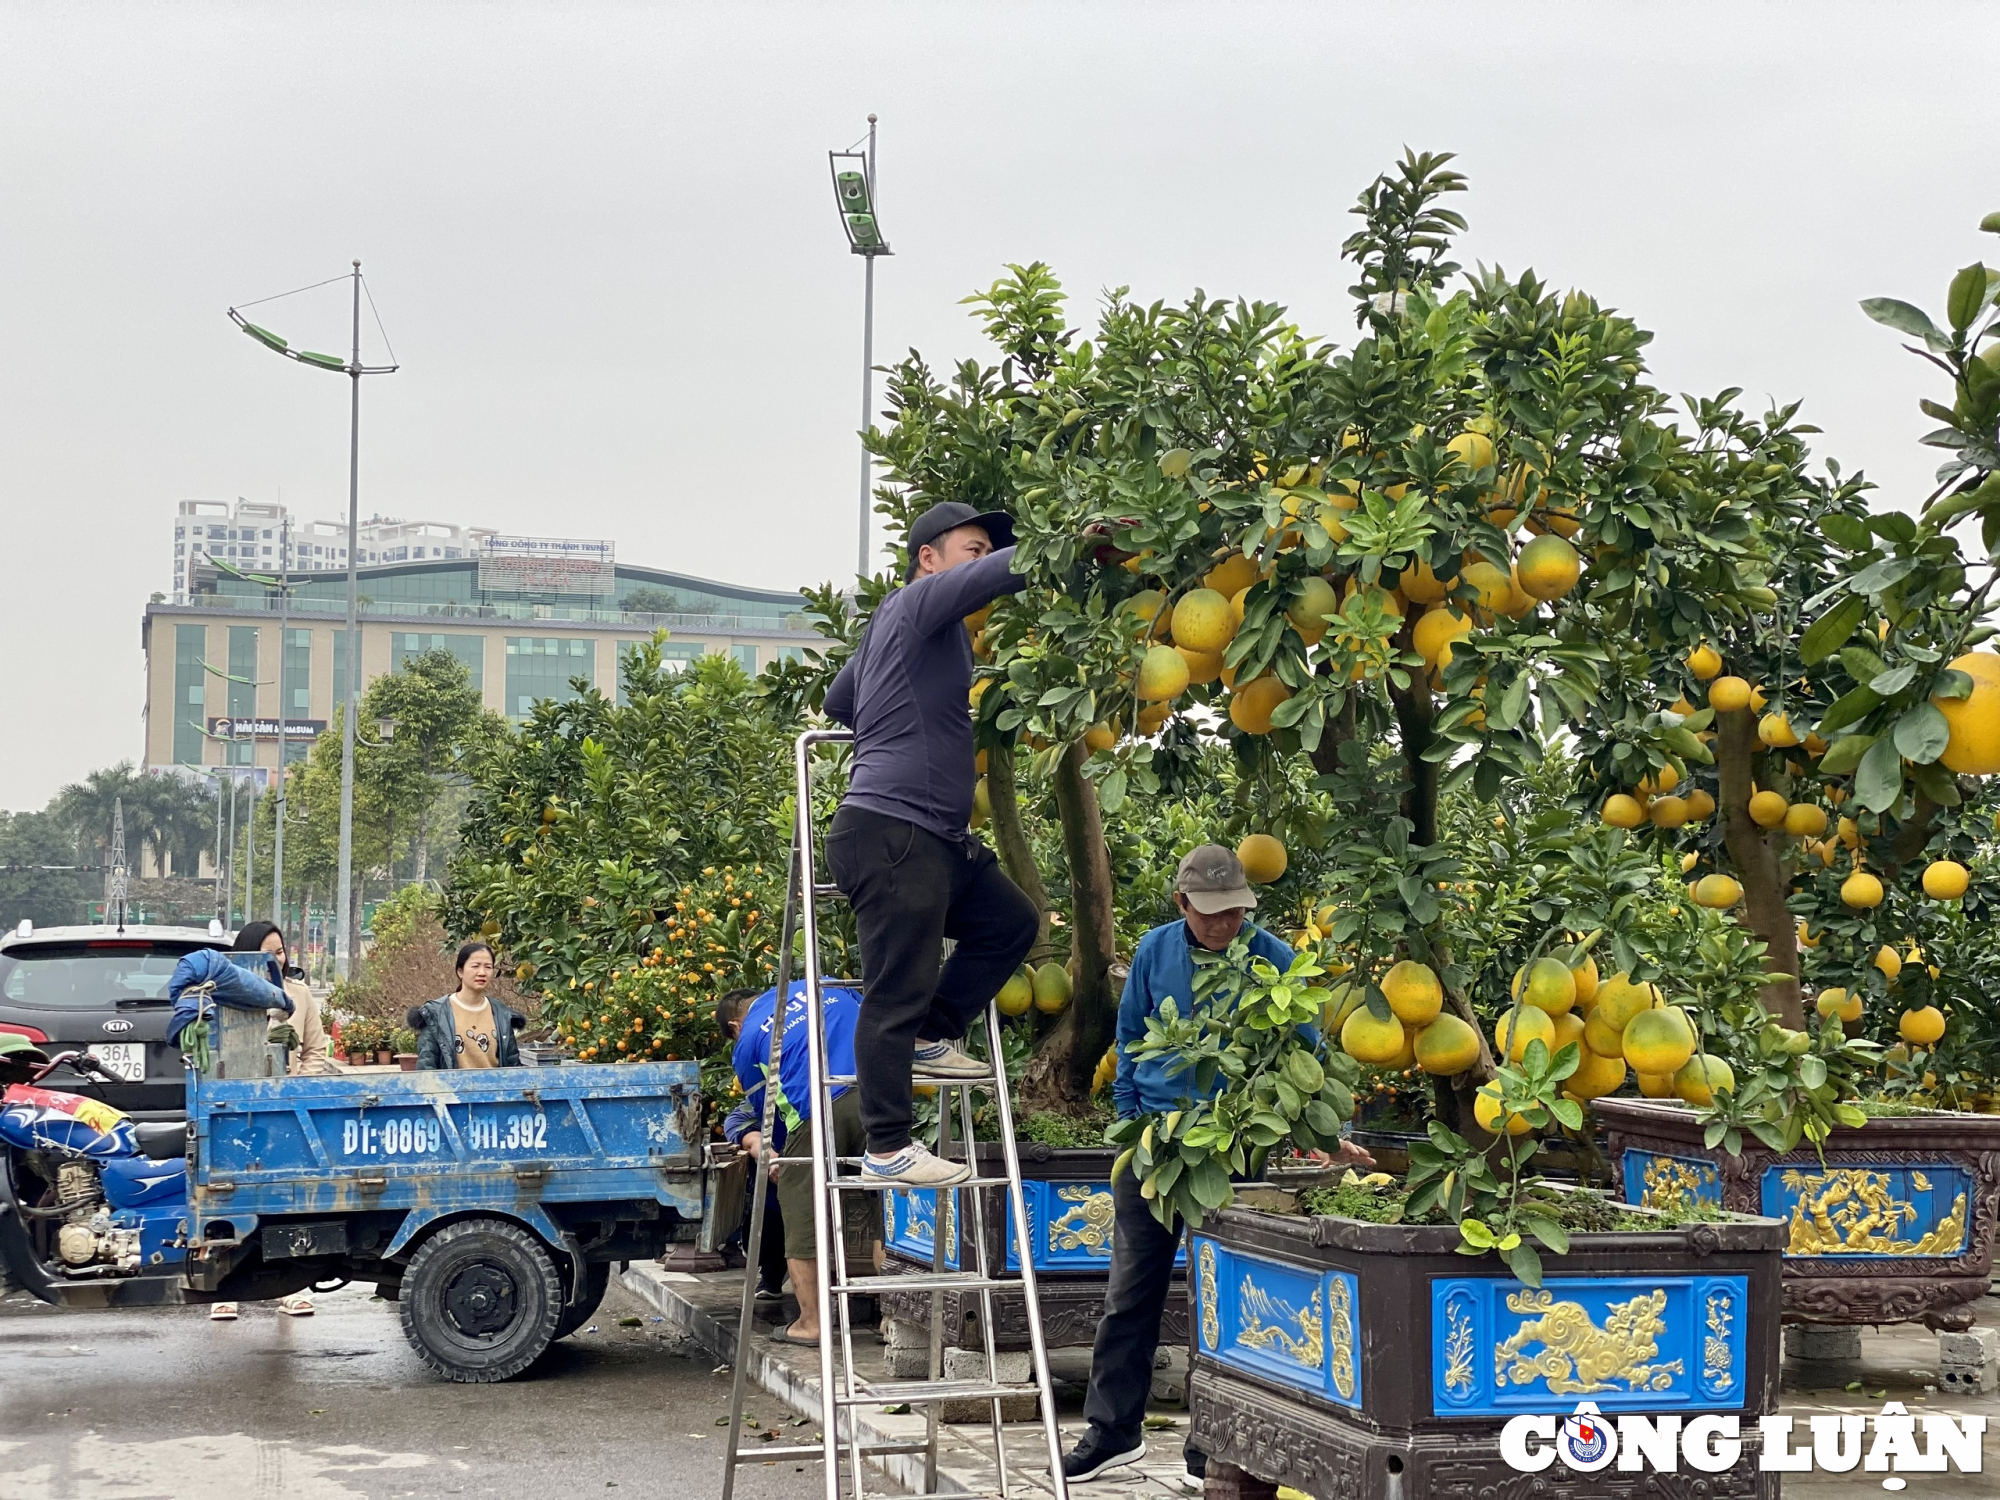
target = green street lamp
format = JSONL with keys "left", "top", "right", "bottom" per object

{"left": 227, "top": 262, "right": 397, "bottom": 979}
{"left": 830, "top": 116, "right": 891, "bottom": 579}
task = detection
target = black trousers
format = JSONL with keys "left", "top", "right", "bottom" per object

{"left": 824, "top": 803, "right": 1038, "bottom": 1154}
{"left": 1081, "top": 1168, "right": 1200, "bottom": 1467}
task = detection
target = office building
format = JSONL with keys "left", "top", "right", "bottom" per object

{"left": 171, "top": 498, "right": 496, "bottom": 598}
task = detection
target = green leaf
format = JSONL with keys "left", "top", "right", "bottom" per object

{"left": 1799, "top": 595, "right": 1867, "bottom": 665}
{"left": 1947, "top": 263, "right": 1989, "bottom": 331}
{"left": 1458, "top": 1217, "right": 1495, "bottom": 1248}
{"left": 1818, "top": 734, "right": 1875, "bottom": 776}
{"left": 1818, "top": 684, "right": 1883, "bottom": 735}
{"left": 1893, "top": 703, "right": 1951, "bottom": 764}
{"left": 1548, "top": 1097, "right": 1585, "bottom": 1130}
{"left": 1285, "top": 1050, "right": 1326, "bottom": 1095}
{"left": 1855, "top": 736, "right": 1904, "bottom": 813}
{"left": 1522, "top": 1214, "right": 1571, "bottom": 1256}
{"left": 1911, "top": 759, "right": 1963, "bottom": 807}
{"left": 1503, "top": 1240, "right": 1544, "bottom": 1287}
{"left": 1188, "top": 1157, "right": 1232, "bottom": 1211}
{"left": 1868, "top": 665, "right": 1916, "bottom": 697}
{"left": 1860, "top": 297, "right": 1945, "bottom": 347}
{"left": 1819, "top": 514, "right": 1873, "bottom": 552}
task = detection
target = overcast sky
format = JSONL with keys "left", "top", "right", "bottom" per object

{"left": 1, "top": 2, "right": 1993, "bottom": 809}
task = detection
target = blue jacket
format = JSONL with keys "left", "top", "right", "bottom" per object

{"left": 824, "top": 547, "right": 1024, "bottom": 841}
{"left": 722, "top": 981, "right": 862, "bottom": 1149}
{"left": 166, "top": 949, "right": 292, "bottom": 1047}
{"left": 1113, "top": 920, "right": 1311, "bottom": 1118}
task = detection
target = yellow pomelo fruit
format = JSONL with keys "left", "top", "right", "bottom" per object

{"left": 1622, "top": 1007, "right": 1697, "bottom": 1076}
{"left": 1551, "top": 1010, "right": 1588, "bottom": 1054}
{"left": 1136, "top": 702, "right": 1171, "bottom": 735}
{"left": 1229, "top": 586, "right": 1252, "bottom": 629}
{"left": 1383, "top": 1028, "right": 1418, "bottom": 1073}
{"left": 1594, "top": 974, "right": 1660, "bottom": 1033}
{"left": 1083, "top": 722, "right": 1119, "bottom": 753}
{"left": 1841, "top": 870, "right": 1885, "bottom": 909}
{"left": 1383, "top": 960, "right": 1444, "bottom": 1025}
{"left": 1583, "top": 1010, "right": 1627, "bottom": 1058}
{"left": 1683, "top": 788, "right": 1716, "bottom": 821}
{"left": 1461, "top": 560, "right": 1512, "bottom": 614}
{"left": 1494, "top": 1005, "right": 1556, "bottom": 1062}
{"left": 1399, "top": 557, "right": 1450, "bottom": 605}
{"left": 1229, "top": 675, "right": 1293, "bottom": 735}
{"left": 1874, "top": 944, "right": 1903, "bottom": 981}
{"left": 1899, "top": 1006, "right": 1946, "bottom": 1047}
{"left": 1931, "top": 651, "right": 2000, "bottom": 775}
{"left": 1784, "top": 803, "right": 1828, "bottom": 837}
{"left": 1136, "top": 644, "right": 1191, "bottom": 702}
{"left": 1411, "top": 606, "right": 1473, "bottom": 670}
{"left": 1236, "top": 833, "right": 1288, "bottom": 884}
{"left": 1122, "top": 589, "right": 1169, "bottom": 634}
{"left": 1686, "top": 644, "right": 1723, "bottom": 681}
{"left": 1601, "top": 794, "right": 1645, "bottom": 829}
{"left": 1923, "top": 860, "right": 1970, "bottom": 900}
{"left": 1511, "top": 956, "right": 1577, "bottom": 1016}
{"left": 1323, "top": 984, "right": 1368, "bottom": 1035}
{"left": 1414, "top": 1013, "right": 1481, "bottom": 1076}
{"left": 1566, "top": 1047, "right": 1629, "bottom": 1102}
{"left": 995, "top": 968, "right": 1034, "bottom": 1017}
{"left": 1815, "top": 987, "right": 1863, "bottom": 1024}
{"left": 1708, "top": 676, "right": 1753, "bottom": 713}
{"left": 1649, "top": 795, "right": 1690, "bottom": 829}
{"left": 1680, "top": 852, "right": 1701, "bottom": 873}
{"left": 1177, "top": 646, "right": 1225, "bottom": 685}
{"left": 1031, "top": 961, "right": 1073, "bottom": 1014}
{"left": 1473, "top": 1082, "right": 1535, "bottom": 1137}
{"left": 1169, "top": 588, "right": 1236, "bottom": 652}
{"left": 1516, "top": 533, "right": 1581, "bottom": 601}
{"left": 1501, "top": 568, "right": 1538, "bottom": 619}
{"left": 1747, "top": 790, "right": 1789, "bottom": 829}
{"left": 1569, "top": 954, "right": 1600, "bottom": 1007}
{"left": 1446, "top": 431, "right": 1497, "bottom": 472}
{"left": 1637, "top": 1071, "right": 1676, "bottom": 1098}
{"left": 1674, "top": 1054, "right": 1735, "bottom": 1107}
{"left": 1693, "top": 874, "right": 1743, "bottom": 909}
{"left": 1204, "top": 552, "right": 1262, "bottom": 599}
{"left": 1758, "top": 712, "right": 1801, "bottom": 748}
{"left": 1341, "top": 1007, "right": 1407, "bottom": 1067}
{"left": 1797, "top": 918, "right": 1820, "bottom": 948}
{"left": 1637, "top": 763, "right": 1680, "bottom": 795}
{"left": 1285, "top": 576, "right": 1340, "bottom": 644}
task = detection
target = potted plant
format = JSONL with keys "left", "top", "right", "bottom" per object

{"left": 1123, "top": 944, "right": 1782, "bottom": 1497}
{"left": 392, "top": 1027, "right": 419, "bottom": 1071}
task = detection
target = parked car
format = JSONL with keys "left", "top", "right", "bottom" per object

{"left": 0, "top": 921, "right": 229, "bottom": 1119}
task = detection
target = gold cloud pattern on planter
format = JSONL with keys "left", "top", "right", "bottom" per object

{"left": 1493, "top": 1287, "right": 1684, "bottom": 1395}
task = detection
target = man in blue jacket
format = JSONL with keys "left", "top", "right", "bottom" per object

{"left": 719, "top": 980, "right": 874, "bottom": 1347}
{"left": 1063, "top": 844, "right": 1370, "bottom": 1486}
{"left": 823, "top": 501, "right": 1039, "bottom": 1188}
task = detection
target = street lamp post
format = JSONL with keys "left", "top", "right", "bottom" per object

{"left": 829, "top": 117, "right": 891, "bottom": 579}
{"left": 229, "top": 263, "right": 397, "bottom": 979}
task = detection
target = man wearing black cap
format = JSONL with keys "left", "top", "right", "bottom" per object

{"left": 822, "top": 501, "right": 1039, "bottom": 1188}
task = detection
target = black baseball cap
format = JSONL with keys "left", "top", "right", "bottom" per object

{"left": 907, "top": 501, "right": 1016, "bottom": 558}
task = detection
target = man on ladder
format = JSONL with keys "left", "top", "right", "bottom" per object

{"left": 822, "top": 500, "right": 1039, "bottom": 1188}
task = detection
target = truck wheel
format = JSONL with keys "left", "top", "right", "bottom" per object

{"left": 553, "top": 1260, "right": 611, "bottom": 1341}
{"left": 398, "top": 1218, "right": 563, "bottom": 1383}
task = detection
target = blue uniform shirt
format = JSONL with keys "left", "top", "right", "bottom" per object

{"left": 1113, "top": 920, "right": 1312, "bottom": 1118}
{"left": 722, "top": 980, "right": 862, "bottom": 1148}
{"left": 824, "top": 547, "right": 1025, "bottom": 842}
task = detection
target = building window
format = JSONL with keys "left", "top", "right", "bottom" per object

{"left": 778, "top": 646, "right": 804, "bottom": 665}
{"left": 283, "top": 627, "right": 310, "bottom": 716}
{"left": 332, "top": 629, "right": 363, "bottom": 712}
{"left": 173, "top": 625, "right": 206, "bottom": 765}
{"left": 505, "top": 636, "right": 592, "bottom": 720}
{"left": 227, "top": 626, "right": 258, "bottom": 718}
{"left": 730, "top": 644, "right": 758, "bottom": 672}
{"left": 615, "top": 639, "right": 701, "bottom": 703}
{"left": 392, "top": 631, "right": 484, "bottom": 690}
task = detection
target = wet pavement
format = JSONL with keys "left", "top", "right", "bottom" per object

{"left": 0, "top": 1277, "right": 823, "bottom": 1499}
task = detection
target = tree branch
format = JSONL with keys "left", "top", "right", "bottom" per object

{"left": 1715, "top": 709, "right": 1802, "bottom": 1026}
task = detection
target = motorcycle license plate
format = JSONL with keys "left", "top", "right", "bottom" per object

{"left": 86, "top": 1044, "right": 145, "bottom": 1082}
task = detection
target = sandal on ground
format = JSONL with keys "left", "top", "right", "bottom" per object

{"left": 208, "top": 1303, "right": 239, "bottom": 1321}
{"left": 278, "top": 1295, "right": 315, "bottom": 1316}
{"left": 770, "top": 1322, "right": 820, "bottom": 1348}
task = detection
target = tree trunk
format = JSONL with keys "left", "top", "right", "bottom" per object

{"left": 986, "top": 745, "right": 1056, "bottom": 961}
{"left": 1715, "top": 709, "right": 1803, "bottom": 1026}
{"left": 1019, "top": 740, "right": 1119, "bottom": 1111}
{"left": 1389, "top": 682, "right": 1441, "bottom": 846}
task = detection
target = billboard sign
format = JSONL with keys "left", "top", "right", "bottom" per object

{"left": 478, "top": 535, "right": 616, "bottom": 597}
{"left": 207, "top": 717, "right": 325, "bottom": 741}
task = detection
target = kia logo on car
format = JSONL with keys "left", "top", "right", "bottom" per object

{"left": 100, "top": 1019, "right": 134, "bottom": 1035}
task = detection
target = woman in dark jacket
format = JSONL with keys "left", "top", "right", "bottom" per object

{"left": 414, "top": 942, "right": 523, "bottom": 1069}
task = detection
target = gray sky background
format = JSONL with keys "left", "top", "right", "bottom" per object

{"left": 1, "top": 1, "right": 1994, "bottom": 809}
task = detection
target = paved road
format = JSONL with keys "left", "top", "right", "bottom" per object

{"left": 0, "top": 1277, "right": 824, "bottom": 1500}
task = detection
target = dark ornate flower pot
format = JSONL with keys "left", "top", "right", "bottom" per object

{"left": 1189, "top": 1199, "right": 1784, "bottom": 1499}
{"left": 876, "top": 1142, "right": 1186, "bottom": 1350}
{"left": 1597, "top": 1097, "right": 2000, "bottom": 1331}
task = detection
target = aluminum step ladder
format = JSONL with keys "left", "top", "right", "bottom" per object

{"left": 721, "top": 727, "right": 1070, "bottom": 1500}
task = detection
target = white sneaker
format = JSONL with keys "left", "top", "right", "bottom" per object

{"left": 861, "top": 1143, "right": 973, "bottom": 1187}
{"left": 911, "top": 1040, "right": 990, "bottom": 1080}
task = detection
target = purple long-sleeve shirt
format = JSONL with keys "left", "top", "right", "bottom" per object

{"left": 824, "top": 547, "right": 1025, "bottom": 841}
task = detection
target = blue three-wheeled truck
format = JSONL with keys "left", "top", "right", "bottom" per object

{"left": 0, "top": 1000, "right": 712, "bottom": 1382}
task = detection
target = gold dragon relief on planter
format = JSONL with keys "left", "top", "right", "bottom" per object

{"left": 1236, "top": 1274, "right": 1325, "bottom": 1371}
{"left": 1494, "top": 1287, "right": 1684, "bottom": 1396}
{"left": 1049, "top": 1184, "right": 1115, "bottom": 1256}
{"left": 1779, "top": 1167, "right": 1967, "bottom": 1256}
{"left": 1640, "top": 1155, "right": 1720, "bottom": 1213}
